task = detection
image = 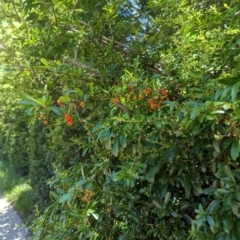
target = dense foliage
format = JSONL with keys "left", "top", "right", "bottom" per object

{"left": 1, "top": 0, "right": 240, "bottom": 239}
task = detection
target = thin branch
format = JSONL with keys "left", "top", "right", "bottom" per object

{"left": 10, "top": 0, "right": 21, "bottom": 22}
{"left": 72, "top": 60, "right": 102, "bottom": 77}
{"left": 100, "top": 36, "right": 129, "bottom": 54}
{"left": 71, "top": 0, "right": 80, "bottom": 19}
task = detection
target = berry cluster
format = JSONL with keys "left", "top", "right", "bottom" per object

{"left": 65, "top": 113, "right": 73, "bottom": 126}
{"left": 38, "top": 113, "right": 49, "bottom": 125}
{"left": 56, "top": 99, "right": 86, "bottom": 127}
{"left": 78, "top": 190, "right": 93, "bottom": 203}
{"left": 114, "top": 85, "right": 175, "bottom": 112}
{"left": 57, "top": 100, "right": 86, "bottom": 109}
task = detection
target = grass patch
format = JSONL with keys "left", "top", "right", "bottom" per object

{"left": 0, "top": 159, "right": 35, "bottom": 226}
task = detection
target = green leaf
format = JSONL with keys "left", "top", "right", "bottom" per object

{"left": 222, "top": 137, "right": 234, "bottom": 149}
{"left": 193, "top": 183, "right": 202, "bottom": 195}
{"left": 130, "top": 211, "right": 139, "bottom": 223}
{"left": 59, "top": 193, "right": 72, "bottom": 203}
{"left": 198, "top": 203, "right": 204, "bottom": 212}
{"left": 207, "top": 215, "right": 215, "bottom": 227}
{"left": 19, "top": 91, "right": 43, "bottom": 106}
{"left": 59, "top": 96, "right": 69, "bottom": 103}
{"left": 76, "top": 179, "right": 87, "bottom": 186}
{"left": 168, "top": 206, "right": 177, "bottom": 217}
{"left": 182, "top": 179, "right": 191, "bottom": 199}
{"left": 222, "top": 103, "right": 231, "bottom": 110}
{"left": 236, "top": 108, "right": 240, "bottom": 119}
{"left": 218, "top": 76, "right": 240, "bottom": 86}
{"left": 18, "top": 99, "right": 38, "bottom": 106}
{"left": 213, "top": 139, "right": 220, "bottom": 153}
{"left": 113, "top": 205, "right": 125, "bottom": 217}
{"left": 82, "top": 148, "right": 88, "bottom": 156}
{"left": 191, "top": 107, "right": 203, "bottom": 119}
{"left": 51, "top": 106, "right": 62, "bottom": 116}
{"left": 145, "top": 165, "right": 160, "bottom": 183}
{"left": 152, "top": 200, "right": 162, "bottom": 209}
{"left": 98, "top": 130, "right": 110, "bottom": 142}
{"left": 231, "top": 81, "right": 240, "bottom": 102}
{"left": 216, "top": 188, "right": 230, "bottom": 195}
{"left": 180, "top": 201, "right": 191, "bottom": 210}
{"left": 232, "top": 202, "right": 240, "bottom": 217}
{"left": 215, "top": 89, "right": 222, "bottom": 101}
{"left": 158, "top": 184, "right": 168, "bottom": 198}
{"left": 111, "top": 116, "right": 126, "bottom": 122}
{"left": 219, "top": 87, "right": 231, "bottom": 100}
{"left": 119, "top": 132, "right": 127, "bottom": 148}
{"left": 90, "top": 82, "right": 94, "bottom": 96}
{"left": 154, "top": 120, "right": 162, "bottom": 128}
{"left": 223, "top": 215, "right": 232, "bottom": 234}
{"left": 164, "top": 192, "right": 171, "bottom": 205}
{"left": 25, "top": 107, "right": 34, "bottom": 115}
{"left": 112, "top": 171, "right": 124, "bottom": 181}
{"left": 231, "top": 140, "right": 239, "bottom": 160}
{"left": 207, "top": 200, "right": 220, "bottom": 213}
{"left": 112, "top": 137, "right": 119, "bottom": 157}
{"left": 182, "top": 214, "right": 193, "bottom": 224}
{"left": 40, "top": 58, "right": 49, "bottom": 67}
{"left": 92, "top": 122, "right": 102, "bottom": 133}
{"left": 223, "top": 165, "right": 236, "bottom": 184}
{"left": 203, "top": 187, "right": 217, "bottom": 195}
{"left": 192, "top": 122, "right": 200, "bottom": 135}
{"left": 91, "top": 212, "right": 99, "bottom": 220}
{"left": 64, "top": 89, "right": 76, "bottom": 94}
{"left": 236, "top": 186, "right": 240, "bottom": 201}
{"left": 104, "top": 138, "right": 112, "bottom": 150}
{"left": 49, "top": 191, "right": 59, "bottom": 200}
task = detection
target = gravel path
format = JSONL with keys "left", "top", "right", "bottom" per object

{"left": 0, "top": 194, "right": 32, "bottom": 240}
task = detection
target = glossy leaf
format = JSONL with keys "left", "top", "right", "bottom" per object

{"left": 59, "top": 193, "right": 72, "bottom": 203}
{"left": 231, "top": 140, "right": 239, "bottom": 161}
{"left": 231, "top": 81, "right": 240, "bottom": 102}
{"left": 207, "top": 216, "right": 215, "bottom": 227}
{"left": 19, "top": 91, "right": 43, "bottom": 106}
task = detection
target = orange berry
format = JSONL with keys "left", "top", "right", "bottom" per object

{"left": 145, "top": 87, "right": 152, "bottom": 95}
{"left": 64, "top": 114, "right": 73, "bottom": 126}
{"left": 57, "top": 100, "right": 64, "bottom": 107}
{"left": 79, "top": 101, "right": 85, "bottom": 108}
{"left": 112, "top": 98, "right": 120, "bottom": 104}
{"left": 73, "top": 103, "right": 78, "bottom": 109}
{"left": 148, "top": 99, "right": 154, "bottom": 104}
{"left": 43, "top": 120, "right": 48, "bottom": 125}
{"left": 129, "top": 85, "right": 134, "bottom": 91}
